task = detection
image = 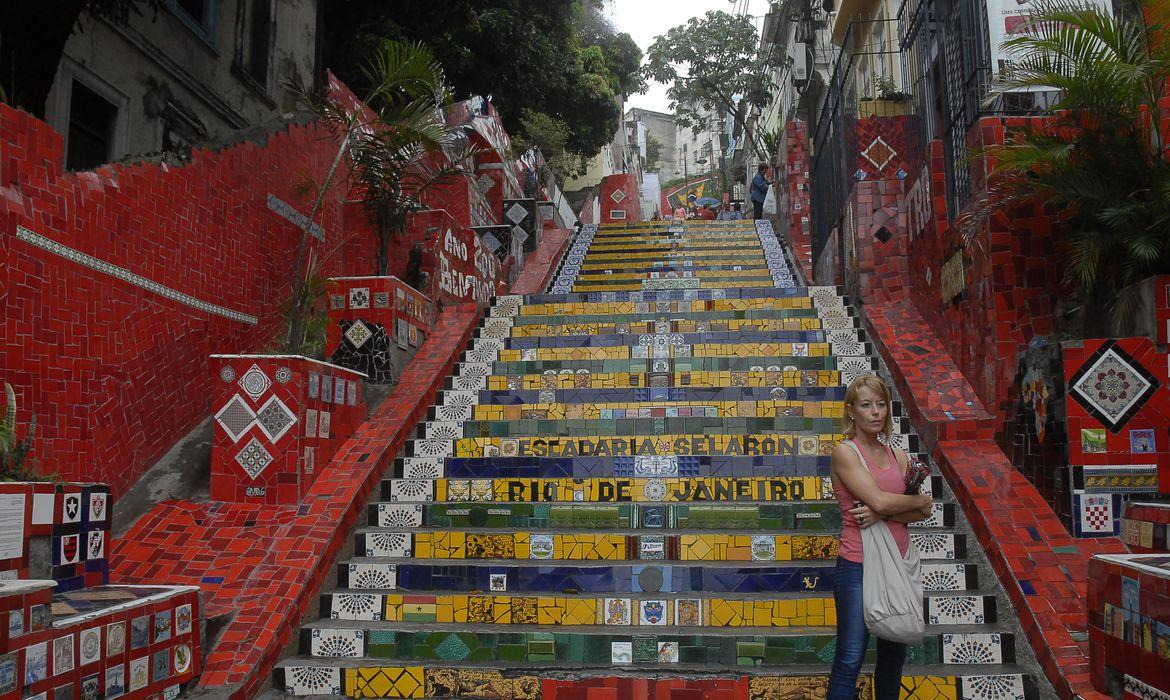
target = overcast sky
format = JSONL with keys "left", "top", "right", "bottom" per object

{"left": 607, "top": 0, "right": 768, "bottom": 114}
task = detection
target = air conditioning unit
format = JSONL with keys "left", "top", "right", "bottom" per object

{"left": 790, "top": 42, "right": 809, "bottom": 82}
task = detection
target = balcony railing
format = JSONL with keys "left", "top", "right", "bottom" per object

{"left": 810, "top": 18, "right": 909, "bottom": 261}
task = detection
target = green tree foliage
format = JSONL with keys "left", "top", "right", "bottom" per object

{"left": 645, "top": 135, "right": 664, "bottom": 172}
{"left": 642, "top": 11, "right": 772, "bottom": 158}
{"left": 323, "top": 0, "right": 642, "bottom": 166}
{"left": 512, "top": 109, "right": 586, "bottom": 181}
{"left": 971, "top": 0, "right": 1170, "bottom": 332}
{"left": 283, "top": 40, "right": 477, "bottom": 352}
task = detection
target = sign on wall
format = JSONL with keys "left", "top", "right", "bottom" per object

{"left": 987, "top": 0, "right": 1112, "bottom": 88}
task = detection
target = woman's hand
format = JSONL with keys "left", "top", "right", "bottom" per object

{"left": 848, "top": 503, "right": 880, "bottom": 529}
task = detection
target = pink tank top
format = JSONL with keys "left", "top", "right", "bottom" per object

{"left": 833, "top": 439, "right": 911, "bottom": 563}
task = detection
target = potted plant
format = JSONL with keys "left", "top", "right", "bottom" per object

{"left": 859, "top": 73, "right": 914, "bottom": 118}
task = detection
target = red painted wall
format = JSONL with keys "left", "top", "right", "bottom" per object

{"left": 599, "top": 173, "right": 642, "bottom": 224}
{"left": 0, "top": 99, "right": 376, "bottom": 499}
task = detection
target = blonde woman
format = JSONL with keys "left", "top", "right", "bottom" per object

{"left": 827, "top": 375, "right": 933, "bottom": 699}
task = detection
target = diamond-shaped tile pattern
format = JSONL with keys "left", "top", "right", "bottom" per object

{"left": 238, "top": 364, "right": 271, "bottom": 402}
{"left": 1068, "top": 340, "right": 1159, "bottom": 431}
{"left": 255, "top": 395, "right": 297, "bottom": 443}
{"left": 234, "top": 437, "right": 273, "bottom": 480}
{"left": 214, "top": 394, "right": 256, "bottom": 442}
{"left": 344, "top": 320, "right": 373, "bottom": 349}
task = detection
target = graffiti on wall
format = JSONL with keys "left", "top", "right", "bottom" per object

{"left": 436, "top": 226, "right": 503, "bottom": 306}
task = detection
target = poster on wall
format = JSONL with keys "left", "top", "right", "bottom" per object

{"left": 0, "top": 495, "right": 25, "bottom": 561}
{"left": 987, "top": 0, "right": 1112, "bottom": 88}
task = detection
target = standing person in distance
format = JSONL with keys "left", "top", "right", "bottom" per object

{"left": 827, "top": 374, "right": 933, "bottom": 700}
{"left": 750, "top": 163, "right": 773, "bottom": 220}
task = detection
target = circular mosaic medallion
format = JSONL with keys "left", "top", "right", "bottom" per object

{"left": 644, "top": 479, "right": 667, "bottom": 502}
{"left": 219, "top": 366, "right": 236, "bottom": 383}
{"left": 275, "top": 367, "right": 292, "bottom": 384}
{"left": 174, "top": 643, "right": 192, "bottom": 673}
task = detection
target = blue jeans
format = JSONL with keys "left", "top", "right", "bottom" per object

{"left": 827, "top": 557, "right": 908, "bottom": 700}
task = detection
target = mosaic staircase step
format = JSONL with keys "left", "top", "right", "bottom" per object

{"left": 516, "top": 284, "right": 847, "bottom": 305}
{"left": 480, "top": 329, "right": 866, "bottom": 349}
{"left": 278, "top": 221, "right": 1043, "bottom": 698}
{"left": 448, "top": 368, "right": 851, "bottom": 392}
{"left": 397, "top": 452, "right": 932, "bottom": 479}
{"left": 496, "top": 318, "right": 864, "bottom": 339}
{"left": 403, "top": 431, "right": 919, "bottom": 461}
{"left": 295, "top": 627, "right": 994, "bottom": 665}
{"left": 316, "top": 595, "right": 1000, "bottom": 630}
{"left": 464, "top": 386, "right": 856, "bottom": 404}
{"left": 300, "top": 623, "right": 1015, "bottom": 667}
{"left": 458, "top": 358, "right": 876, "bottom": 380}
{"left": 351, "top": 529, "right": 962, "bottom": 563}
{"left": 572, "top": 268, "right": 776, "bottom": 281}
{"left": 483, "top": 329, "right": 863, "bottom": 350}
{"left": 335, "top": 560, "right": 975, "bottom": 595}
{"left": 368, "top": 497, "right": 953, "bottom": 530}
{"left": 379, "top": 476, "right": 945, "bottom": 509}
{"left": 497, "top": 311, "right": 857, "bottom": 332}
{"left": 274, "top": 663, "right": 1040, "bottom": 699}
{"left": 421, "top": 415, "right": 914, "bottom": 440}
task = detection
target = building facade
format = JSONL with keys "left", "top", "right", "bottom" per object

{"left": 44, "top": 0, "right": 319, "bottom": 170}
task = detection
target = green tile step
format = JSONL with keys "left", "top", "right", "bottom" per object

{"left": 368, "top": 497, "right": 954, "bottom": 531}
{"left": 296, "top": 624, "right": 1015, "bottom": 668}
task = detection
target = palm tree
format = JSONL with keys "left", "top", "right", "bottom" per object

{"left": 283, "top": 40, "right": 479, "bottom": 352}
{"left": 972, "top": 0, "right": 1170, "bottom": 334}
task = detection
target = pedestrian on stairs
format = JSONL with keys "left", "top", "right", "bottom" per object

{"left": 750, "top": 163, "right": 773, "bottom": 220}
{"left": 827, "top": 374, "right": 934, "bottom": 700}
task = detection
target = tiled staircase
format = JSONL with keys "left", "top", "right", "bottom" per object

{"left": 273, "top": 220, "right": 1043, "bottom": 699}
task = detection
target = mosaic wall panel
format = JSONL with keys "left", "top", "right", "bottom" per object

{"left": 210, "top": 355, "right": 366, "bottom": 504}
{"left": 1063, "top": 338, "right": 1170, "bottom": 536}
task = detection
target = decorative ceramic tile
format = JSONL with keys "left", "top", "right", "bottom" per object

{"left": 363, "top": 532, "right": 412, "bottom": 558}
{"left": 639, "top": 599, "right": 668, "bottom": 626}
{"left": 611, "top": 641, "right": 632, "bottom": 664}
{"left": 345, "top": 321, "right": 373, "bottom": 349}
{"left": 1122, "top": 675, "right": 1170, "bottom": 700}
{"left": 347, "top": 563, "right": 397, "bottom": 590}
{"left": 928, "top": 596, "right": 986, "bottom": 625}
{"left": 941, "top": 633, "right": 1002, "bottom": 664}
{"left": 286, "top": 666, "right": 343, "bottom": 696}
{"left": 751, "top": 535, "right": 776, "bottom": 561}
{"left": 657, "top": 640, "right": 679, "bottom": 663}
{"left": 310, "top": 628, "right": 364, "bottom": 658}
{"left": 238, "top": 364, "right": 271, "bottom": 402}
{"left": 53, "top": 635, "right": 74, "bottom": 675}
{"left": 604, "top": 598, "right": 630, "bottom": 626}
{"left": 214, "top": 395, "right": 256, "bottom": 442}
{"left": 255, "top": 395, "right": 297, "bottom": 443}
{"left": 349, "top": 287, "right": 370, "bottom": 309}
{"left": 529, "top": 535, "right": 554, "bottom": 560}
{"left": 330, "top": 594, "right": 382, "bottom": 621}
{"left": 376, "top": 504, "right": 423, "bottom": 528}
{"left": 1068, "top": 340, "right": 1159, "bottom": 431}
{"left": 234, "top": 437, "right": 274, "bottom": 480}
{"left": 1078, "top": 493, "right": 1116, "bottom": 534}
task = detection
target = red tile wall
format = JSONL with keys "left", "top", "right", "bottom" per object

{"left": 0, "top": 91, "right": 378, "bottom": 499}
{"left": 600, "top": 174, "right": 642, "bottom": 224}
{"left": 208, "top": 356, "right": 366, "bottom": 504}
{"left": 783, "top": 121, "right": 814, "bottom": 282}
